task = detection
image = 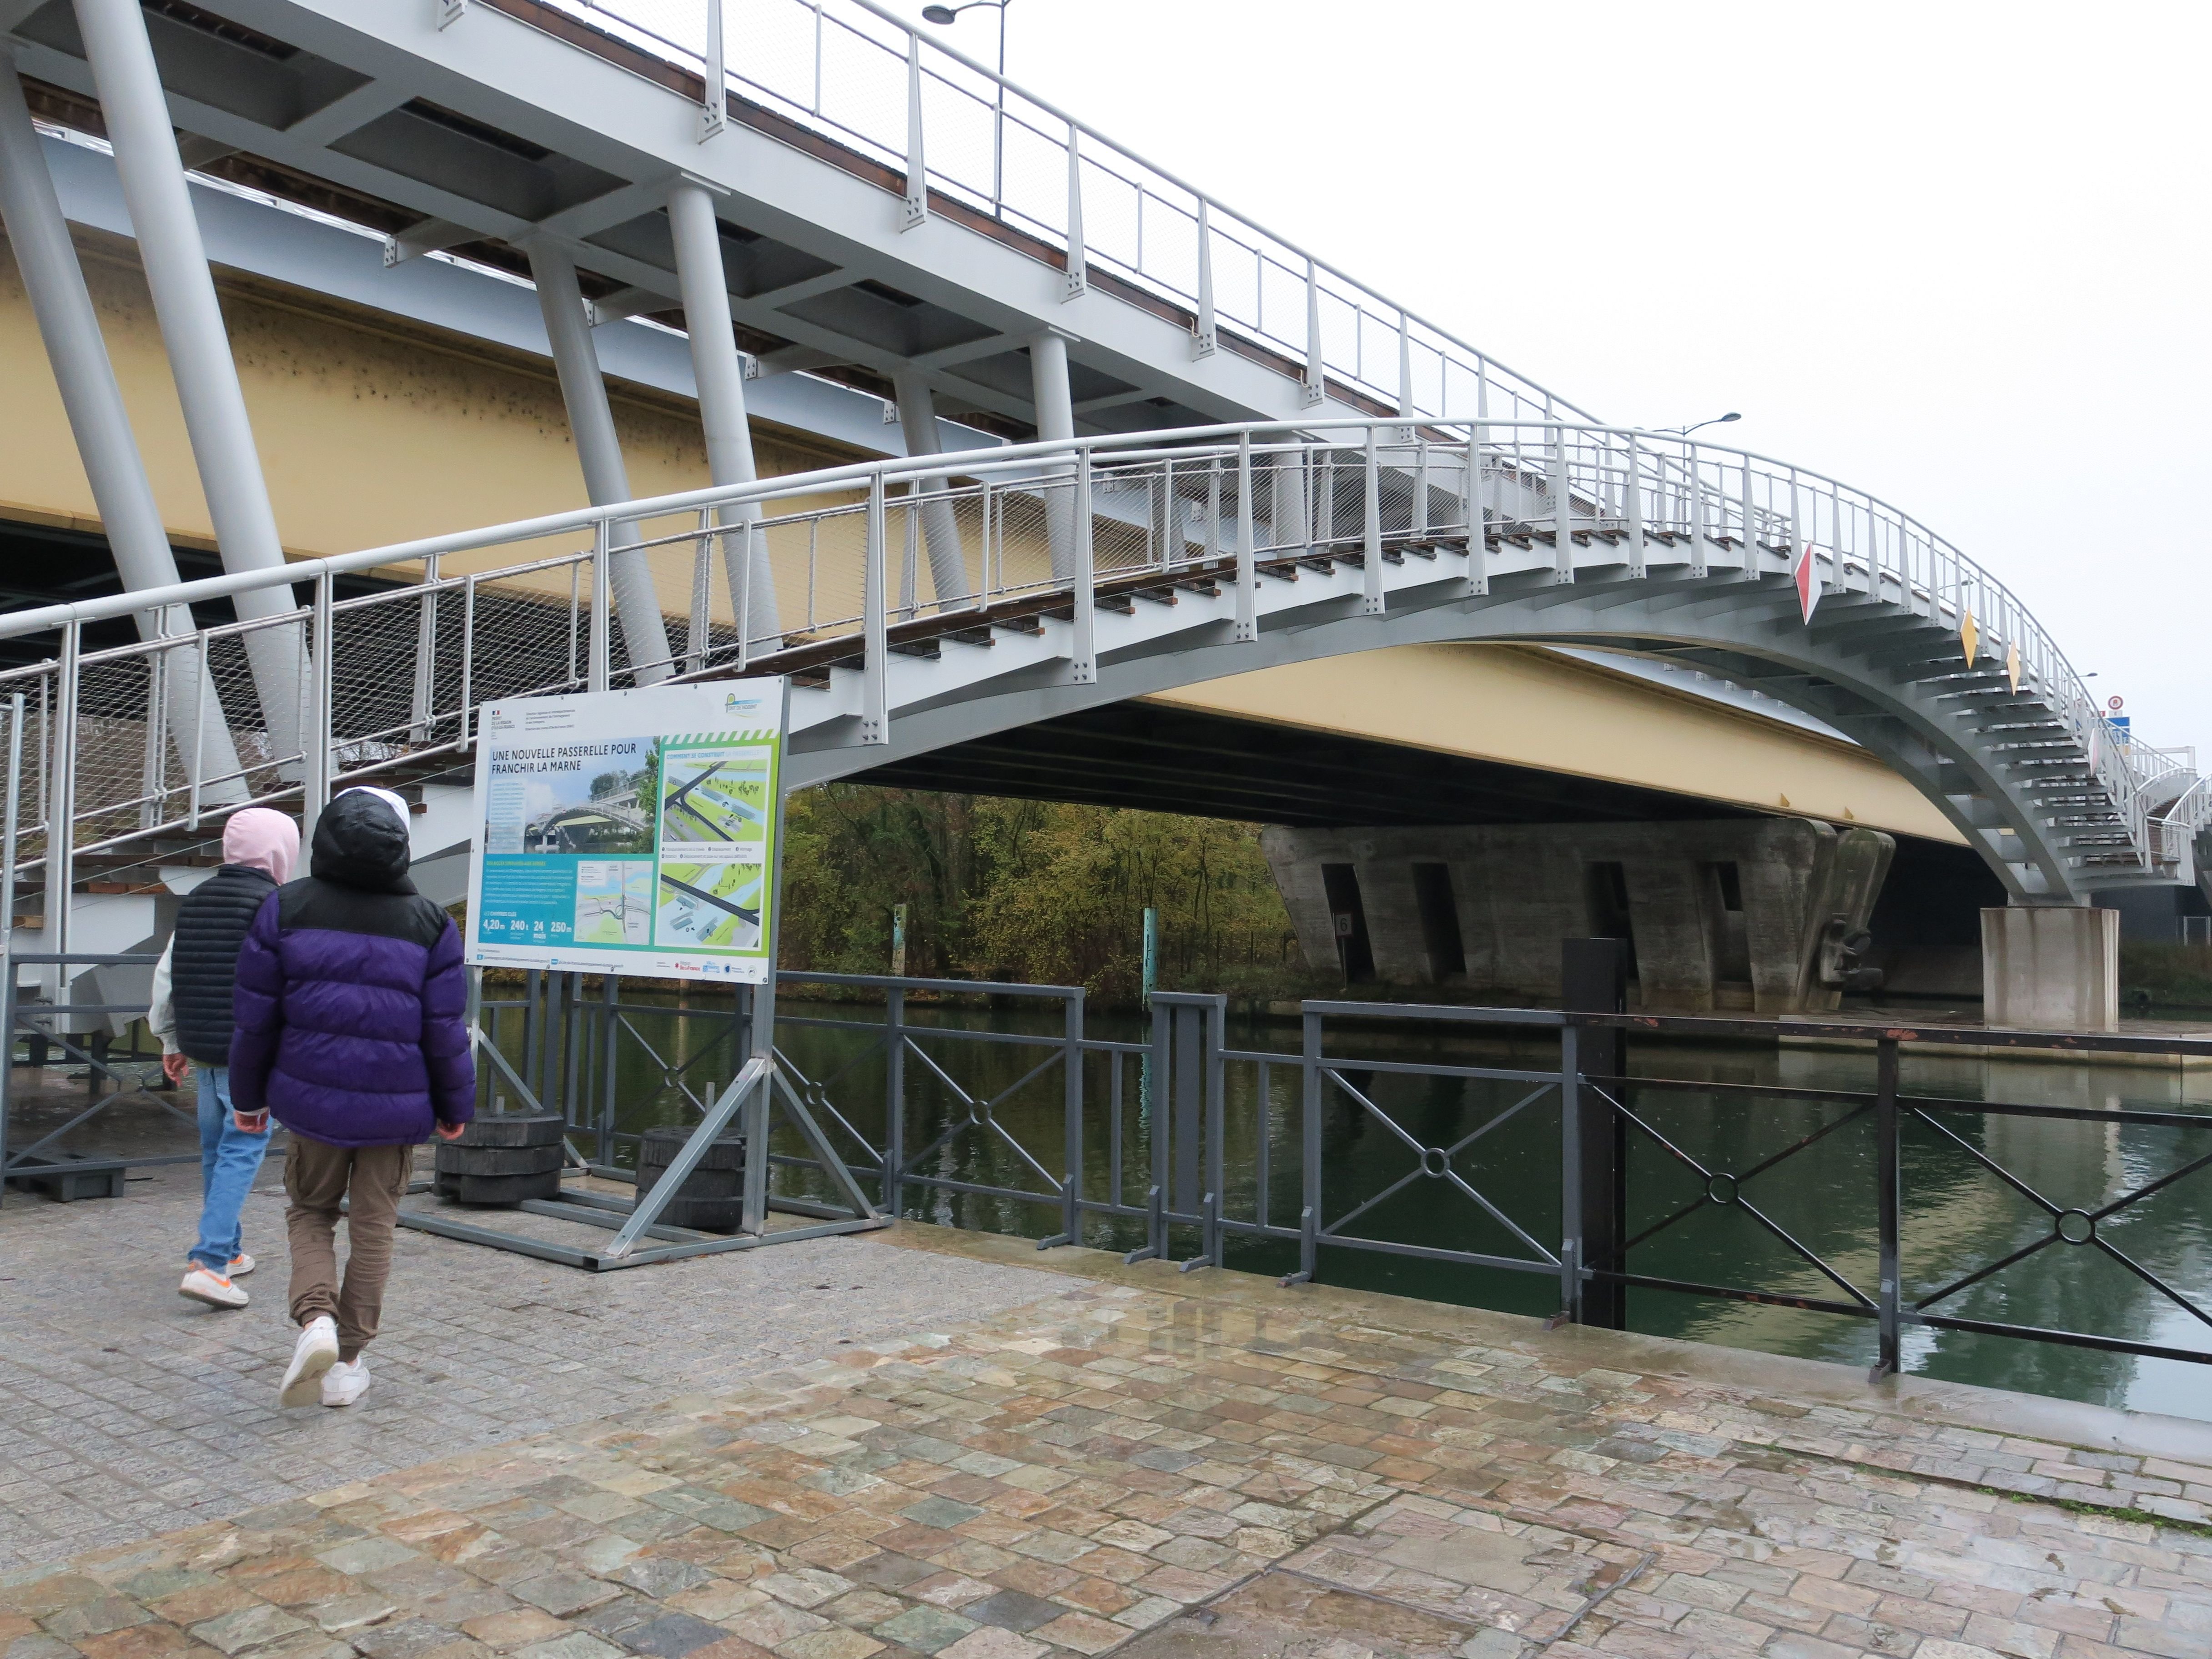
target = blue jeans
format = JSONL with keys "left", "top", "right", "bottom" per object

{"left": 191, "top": 1066, "right": 272, "bottom": 1273}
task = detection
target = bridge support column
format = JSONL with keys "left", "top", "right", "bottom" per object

{"left": 665, "top": 181, "right": 779, "bottom": 646}
{"left": 527, "top": 241, "right": 672, "bottom": 683}
{"left": 1982, "top": 904, "right": 2116, "bottom": 1033}
{"left": 1028, "top": 330, "right": 1078, "bottom": 581}
{"left": 892, "top": 371, "right": 972, "bottom": 607}
{"left": 0, "top": 54, "right": 245, "bottom": 805}
{"left": 71, "top": 0, "right": 304, "bottom": 769}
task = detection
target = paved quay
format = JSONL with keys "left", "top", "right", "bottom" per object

{"left": 8, "top": 1208, "right": 2212, "bottom": 1659}
{"left": 0, "top": 1156, "right": 1061, "bottom": 1569}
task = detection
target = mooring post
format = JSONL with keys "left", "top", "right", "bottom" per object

{"left": 1562, "top": 938, "right": 1629, "bottom": 1329}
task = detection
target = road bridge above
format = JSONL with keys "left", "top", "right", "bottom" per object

{"left": 0, "top": 0, "right": 2203, "bottom": 1031}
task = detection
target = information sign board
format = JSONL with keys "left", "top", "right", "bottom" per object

{"left": 464, "top": 680, "right": 784, "bottom": 981}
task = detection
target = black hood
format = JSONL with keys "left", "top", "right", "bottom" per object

{"left": 310, "top": 790, "right": 416, "bottom": 893}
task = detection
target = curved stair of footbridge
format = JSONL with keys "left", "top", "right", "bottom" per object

{"left": 0, "top": 417, "right": 2186, "bottom": 914}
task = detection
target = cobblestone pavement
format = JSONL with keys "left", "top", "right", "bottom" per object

{"left": 8, "top": 1226, "right": 2212, "bottom": 1659}
{"left": 0, "top": 1161, "right": 1060, "bottom": 1569}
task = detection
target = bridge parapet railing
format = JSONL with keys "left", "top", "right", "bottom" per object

{"left": 0, "top": 418, "right": 2178, "bottom": 892}
{"left": 524, "top": 0, "right": 1583, "bottom": 429}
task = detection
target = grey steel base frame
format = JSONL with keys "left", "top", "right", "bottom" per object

{"left": 395, "top": 1181, "right": 886, "bottom": 1271}
{"left": 405, "top": 1039, "right": 887, "bottom": 1271}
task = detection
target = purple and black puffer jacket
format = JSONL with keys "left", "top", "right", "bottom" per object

{"left": 229, "top": 790, "right": 476, "bottom": 1146}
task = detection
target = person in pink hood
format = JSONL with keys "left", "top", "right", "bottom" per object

{"left": 147, "top": 808, "right": 300, "bottom": 1309}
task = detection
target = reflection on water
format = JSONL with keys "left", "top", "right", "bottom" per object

{"left": 485, "top": 990, "right": 2212, "bottom": 1422}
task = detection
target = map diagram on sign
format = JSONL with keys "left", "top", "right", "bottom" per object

{"left": 656, "top": 861, "right": 764, "bottom": 951}
{"left": 659, "top": 750, "right": 769, "bottom": 850}
{"left": 573, "top": 860, "right": 652, "bottom": 945}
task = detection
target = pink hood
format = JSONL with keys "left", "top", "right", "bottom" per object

{"left": 223, "top": 807, "right": 300, "bottom": 884}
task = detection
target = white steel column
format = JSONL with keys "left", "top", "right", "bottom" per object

{"left": 70, "top": 0, "right": 303, "bottom": 766}
{"left": 892, "top": 370, "right": 970, "bottom": 605}
{"left": 1029, "top": 330, "right": 1078, "bottom": 581}
{"left": 527, "top": 241, "right": 672, "bottom": 683}
{"left": 665, "top": 181, "right": 779, "bottom": 643}
{"left": 0, "top": 55, "right": 244, "bottom": 802}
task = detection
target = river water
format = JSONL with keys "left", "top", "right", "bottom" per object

{"left": 492, "top": 990, "right": 2212, "bottom": 1423}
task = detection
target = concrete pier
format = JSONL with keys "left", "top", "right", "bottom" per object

{"left": 1985, "top": 903, "right": 2121, "bottom": 1032}
{"left": 1263, "top": 818, "right": 1896, "bottom": 1014}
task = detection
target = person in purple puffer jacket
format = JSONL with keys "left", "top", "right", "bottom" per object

{"left": 230, "top": 786, "right": 475, "bottom": 1409}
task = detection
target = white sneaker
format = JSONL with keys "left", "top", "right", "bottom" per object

{"left": 179, "top": 1267, "right": 248, "bottom": 1309}
{"left": 228, "top": 1253, "right": 256, "bottom": 1277}
{"left": 322, "top": 1358, "right": 371, "bottom": 1408}
{"left": 280, "top": 1316, "right": 340, "bottom": 1406}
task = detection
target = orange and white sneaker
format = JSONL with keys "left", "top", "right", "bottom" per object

{"left": 227, "top": 1254, "right": 256, "bottom": 1277}
{"left": 179, "top": 1266, "right": 248, "bottom": 1308}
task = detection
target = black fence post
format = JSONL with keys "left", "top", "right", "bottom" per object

{"left": 1874, "top": 1036, "right": 1902, "bottom": 1381}
{"left": 1563, "top": 938, "right": 1629, "bottom": 1329}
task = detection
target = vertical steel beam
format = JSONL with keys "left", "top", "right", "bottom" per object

{"left": 1302, "top": 259, "right": 1324, "bottom": 407}
{"left": 698, "top": 0, "right": 725, "bottom": 140}
{"left": 883, "top": 985, "right": 905, "bottom": 1216}
{"left": 1686, "top": 443, "right": 1709, "bottom": 577}
{"left": 69, "top": 0, "right": 304, "bottom": 761}
{"left": 302, "top": 571, "right": 333, "bottom": 845}
{"left": 901, "top": 34, "right": 927, "bottom": 230}
{"left": 526, "top": 241, "right": 672, "bottom": 683}
{"left": 1051, "top": 990, "right": 1083, "bottom": 1245}
{"left": 1234, "top": 432, "right": 1256, "bottom": 642}
{"left": 1563, "top": 940, "right": 1628, "bottom": 1330}
{"left": 1557, "top": 1020, "right": 1583, "bottom": 1316}
{"left": 1550, "top": 422, "right": 1574, "bottom": 583}
{"left": 891, "top": 371, "right": 971, "bottom": 604}
{"left": 1069, "top": 447, "right": 1095, "bottom": 684}
{"left": 1624, "top": 429, "right": 1646, "bottom": 578}
{"left": 1029, "top": 330, "right": 1078, "bottom": 581}
{"left": 862, "top": 472, "right": 888, "bottom": 743}
{"left": 1361, "top": 426, "right": 1383, "bottom": 613}
{"left": 1287, "top": 1007, "right": 1321, "bottom": 1285}
{"left": 1191, "top": 199, "right": 1216, "bottom": 358}
{"left": 1062, "top": 123, "right": 1086, "bottom": 299}
{"left": 45, "top": 623, "right": 78, "bottom": 1009}
{"left": 588, "top": 520, "right": 613, "bottom": 694}
{"left": 667, "top": 181, "right": 780, "bottom": 640}
{"left": 1396, "top": 312, "right": 1413, "bottom": 433}
{"left": 1875, "top": 1037, "right": 1902, "bottom": 1379}
{"left": 0, "top": 56, "right": 247, "bottom": 804}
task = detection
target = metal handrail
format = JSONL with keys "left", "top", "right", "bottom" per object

{"left": 538, "top": 0, "right": 1590, "bottom": 426}
{"left": 0, "top": 416, "right": 2186, "bottom": 888}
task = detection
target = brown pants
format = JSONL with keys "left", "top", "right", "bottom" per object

{"left": 284, "top": 1136, "right": 413, "bottom": 1362}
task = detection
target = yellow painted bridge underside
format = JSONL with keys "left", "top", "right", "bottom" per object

{"left": 0, "top": 229, "right": 1958, "bottom": 844}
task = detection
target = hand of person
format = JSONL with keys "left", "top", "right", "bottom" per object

{"left": 433, "top": 1119, "right": 466, "bottom": 1141}
{"left": 161, "top": 1051, "right": 191, "bottom": 1088}
{"left": 233, "top": 1109, "right": 270, "bottom": 1135}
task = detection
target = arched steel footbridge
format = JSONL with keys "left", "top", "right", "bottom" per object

{"left": 0, "top": 0, "right": 2202, "bottom": 963}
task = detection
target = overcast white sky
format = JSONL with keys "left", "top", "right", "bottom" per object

{"left": 875, "top": 0, "right": 2212, "bottom": 760}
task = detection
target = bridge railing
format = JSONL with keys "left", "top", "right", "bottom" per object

{"left": 533, "top": 0, "right": 1584, "bottom": 428}
{"left": 0, "top": 418, "right": 2174, "bottom": 900}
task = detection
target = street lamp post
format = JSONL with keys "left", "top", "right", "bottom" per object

{"left": 921, "top": 0, "right": 1010, "bottom": 215}
{"left": 1659, "top": 411, "right": 1741, "bottom": 437}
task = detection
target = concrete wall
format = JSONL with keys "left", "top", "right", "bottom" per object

{"left": 1262, "top": 818, "right": 1897, "bottom": 1015}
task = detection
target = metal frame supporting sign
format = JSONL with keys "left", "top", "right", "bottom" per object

{"left": 402, "top": 677, "right": 885, "bottom": 1269}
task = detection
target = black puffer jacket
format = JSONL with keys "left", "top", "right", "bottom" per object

{"left": 170, "top": 864, "right": 278, "bottom": 1064}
